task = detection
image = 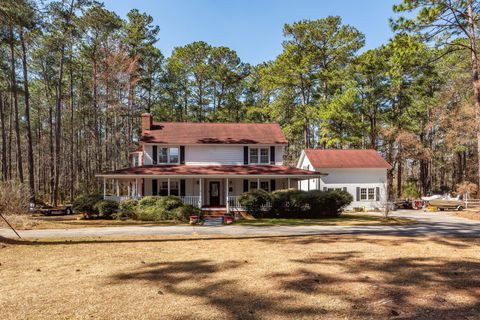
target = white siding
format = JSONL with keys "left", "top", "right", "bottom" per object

{"left": 143, "top": 145, "right": 153, "bottom": 165}
{"left": 275, "top": 146, "right": 284, "bottom": 165}
{"left": 186, "top": 145, "right": 244, "bottom": 165}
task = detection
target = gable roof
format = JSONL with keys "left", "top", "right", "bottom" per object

{"left": 303, "top": 149, "right": 392, "bottom": 169}
{"left": 140, "top": 122, "right": 288, "bottom": 145}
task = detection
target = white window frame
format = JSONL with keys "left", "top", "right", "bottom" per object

{"left": 249, "top": 147, "right": 270, "bottom": 165}
{"left": 157, "top": 146, "right": 180, "bottom": 164}
{"left": 133, "top": 154, "right": 140, "bottom": 167}
{"left": 360, "top": 188, "right": 367, "bottom": 201}
{"left": 360, "top": 187, "right": 375, "bottom": 201}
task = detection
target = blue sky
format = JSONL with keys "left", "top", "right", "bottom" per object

{"left": 102, "top": 0, "right": 399, "bottom": 65}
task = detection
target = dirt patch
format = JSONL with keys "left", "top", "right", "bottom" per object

{"left": 0, "top": 235, "right": 479, "bottom": 319}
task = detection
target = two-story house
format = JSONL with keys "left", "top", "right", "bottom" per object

{"left": 97, "top": 114, "right": 323, "bottom": 213}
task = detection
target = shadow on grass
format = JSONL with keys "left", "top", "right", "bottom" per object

{"left": 109, "top": 259, "right": 319, "bottom": 320}
{"left": 106, "top": 245, "right": 480, "bottom": 319}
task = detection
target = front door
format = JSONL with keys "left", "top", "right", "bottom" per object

{"left": 209, "top": 181, "right": 220, "bottom": 206}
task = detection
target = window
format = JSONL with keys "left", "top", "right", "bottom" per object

{"left": 249, "top": 148, "right": 258, "bottom": 164}
{"left": 249, "top": 180, "right": 269, "bottom": 191}
{"left": 160, "top": 181, "right": 169, "bottom": 196}
{"left": 170, "top": 181, "right": 179, "bottom": 196}
{"left": 360, "top": 188, "right": 375, "bottom": 201}
{"left": 159, "top": 180, "right": 179, "bottom": 196}
{"left": 327, "top": 188, "right": 342, "bottom": 192}
{"left": 368, "top": 188, "right": 375, "bottom": 200}
{"left": 260, "top": 181, "right": 269, "bottom": 192}
{"left": 159, "top": 148, "right": 168, "bottom": 163}
{"left": 157, "top": 147, "right": 179, "bottom": 164}
{"left": 360, "top": 188, "right": 367, "bottom": 200}
{"left": 249, "top": 147, "right": 269, "bottom": 164}
{"left": 169, "top": 147, "right": 179, "bottom": 163}
{"left": 260, "top": 148, "right": 269, "bottom": 164}
{"left": 133, "top": 155, "right": 139, "bottom": 167}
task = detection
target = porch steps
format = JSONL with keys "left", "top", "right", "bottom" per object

{"left": 203, "top": 217, "right": 223, "bottom": 226}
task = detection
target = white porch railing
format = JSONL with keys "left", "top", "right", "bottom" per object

{"left": 180, "top": 196, "right": 201, "bottom": 208}
{"left": 228, "top": 196, "right": 242, "bottom": 208}
{"left": 105, "top": 195, "right": 274, "bottom": 211}
{"left": 104, "top": 195, "right": 201, "bottom": 208}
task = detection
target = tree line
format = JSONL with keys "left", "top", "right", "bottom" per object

{"left": 1, "top": 0, "right": 479, "bottom": 205}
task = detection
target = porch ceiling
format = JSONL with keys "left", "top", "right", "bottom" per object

{"left": 96, "top": 165, "right": 325, "bottom": 179}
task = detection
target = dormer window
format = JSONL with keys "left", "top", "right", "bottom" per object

{"left": 157, "top": 147, "right": 179, "bottom": 164}
{"left": 133, "top": 154, "right": 140, "bottom": 167}
{"left": 249, "top": 147, "right": 269, "bottom": 164}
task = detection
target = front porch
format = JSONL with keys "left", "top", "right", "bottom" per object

{"left": 101, "top": 177, "right": 303, "bottom": 213}
{"left": 96, "top": 164, "right": 324, "bottom": 214}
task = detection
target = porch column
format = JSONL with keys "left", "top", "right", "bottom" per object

{"left": 135, "top": 178, "right": 139, "bottom": 198}
{"left": 127, "top": 183, "right": 131, "bottom": 198}
{"left": 103, "top": 177, "right": 106, "bottom": 199}
{"left": 167, "top": 178, "right": 171, "bottom": 196}
{"left": 198, "top": 178, "right": 203, "bottom": 208}
{"left": 308, "top": 178, "right": 310, "bottom": 191}
{"left": 288, "top": 178, "right": 291, "bottom": 189}
{"left": 226, "top": 178, "right": 229, "bottom": 213}
{"left": 257, "top": 178, "right": 260, "bottom": 189}
{"left": 116, "top": 180, "right": 120, "bottom": 196}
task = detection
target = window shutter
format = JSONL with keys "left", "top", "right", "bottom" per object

{"left": 343, "top": 187, "right": 347, "bottom": 192}
{"left": 376, "top": 187, "right": 380, "bottom": 201}
{"left": 243, "top": 179, "right": 249, "bottom": 192}
{"left": 180, "top": 146, "right": 185, "bottom": 164}
{"left": 152, "top": 146, "right": 157, "bottom": 164}
{"left": 356, "top": 187, "right": 360, "bottom": 201}
{"left": 152, "top": 179, "right": 158, "bottom": 195}
{"left": 270, "top": 179, "right": 276, "bottom": 191}
{"left": 270, "top": 146, "right": 275, "bottom": 164}
{"left": 244, "top": 146, "right": 249, "bottom": 164}
{"left": 180, "top": 179, "right": 186, "bottom": 197}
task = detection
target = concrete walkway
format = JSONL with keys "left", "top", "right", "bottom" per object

{"left": 1, "top": 210, "right": 479, "bottom": 239}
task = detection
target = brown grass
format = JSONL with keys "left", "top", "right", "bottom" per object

{"left": 1, "top": 234, "right": 479, "bottom": 319}
{"left": 449, "top": 210, "right": 480, "bottom": 221}
{"left": 0, "top": 213, "right": 415, "bottom": 230}
{"left": 0, "top": 214, "right": 184, "bottom": 230}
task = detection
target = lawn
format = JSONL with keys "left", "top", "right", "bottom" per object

{"left": 1, "top": 212, "right": 414, "bottom": 230}
{"left": 1, "top": 234, "right": 479, "bottom": 319}
{"left": 234, "top": 213, "right": 414, "bottom": 226}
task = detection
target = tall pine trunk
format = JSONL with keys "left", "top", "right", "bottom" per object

{"left": 20, "top": 27, "right": 35, "bottom": 203}
{"left": 9, "top": 26, "right": 23, "bottom": 183}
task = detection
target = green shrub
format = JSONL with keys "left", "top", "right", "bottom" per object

{"left": 94, "top": 200, "right": 119, "bottom": 218}
{"left": 72, "top": 195, "right": 103, "bottom": 214}
{"left": 119, "top": 199, "right": 138, "bottom": 214}
{"left": 136, "top": 205, "right": 175, "bottom": 221}
{"left": 138, "top": 196, "right": 162, "bottom": 207}
{"left": 305, "top": 190, "right": 353, "bottom": 218}
{"left": 238, "top": 189, "right": 271, "bottom": 218}
{"left": 175, "top": 205, "right": 201, "bottom": 222}
{"left": 157, "top": 196, "right": 183, "bottom": 211}
{"left": 271, "top": 189, "right": 309, "bottom": 217}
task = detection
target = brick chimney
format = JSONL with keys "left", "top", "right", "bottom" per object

{"left": 141, "top": 113, "right": 153, "bottom": 131}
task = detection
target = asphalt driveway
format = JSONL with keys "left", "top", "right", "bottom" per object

{"left": 1, "top": 210, "right": 479, "bottom": 239}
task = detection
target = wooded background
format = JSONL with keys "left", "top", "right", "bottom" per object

{"left": 1, "top": 0, "right": 479, "bottom": 205}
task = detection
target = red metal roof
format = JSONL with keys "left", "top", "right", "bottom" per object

{"left": 140, "top": 122, "right": 288, "bottom": 145}
{"left": 98, "top": 165, "right": 323, "bottom": 176}
{"left": 304, "top": 149, "right": 392, "bottom": 169}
